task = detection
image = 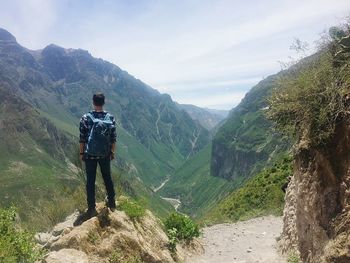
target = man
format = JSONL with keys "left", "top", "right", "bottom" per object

{"left": 74, "top": 93, "right": 117, "bottom": 226}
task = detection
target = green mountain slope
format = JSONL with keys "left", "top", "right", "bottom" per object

{"left": 203, "top": 156, "right": 292, "bottom": 224}
{"left": 159, "top": 144, "right": 237, "bottom": 218}
{"left": 158, "top": 74, "right": 291, "bottom": 219}
{"left": 0, "top": 28, "right": 207, "bottom": 228}
{"left": 211, "top": 75, "right": 290, "bottom": 181}
{"left": 0, "top": 84, "right": 76, "bottom": 204}
{"left": 0, "top": 28, "right": 210, "bottom": 189}
{"left": 0, "top": 84, "right": 174, "bottom": 227}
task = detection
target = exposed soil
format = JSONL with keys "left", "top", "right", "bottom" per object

{"left": 187, "top": 216, "right": 286, "bottom": 263}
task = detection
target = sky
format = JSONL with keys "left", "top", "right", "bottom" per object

{"left": 1, "top": 0, "right": 350, "bottom": 110}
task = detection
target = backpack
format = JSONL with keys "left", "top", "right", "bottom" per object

{"left": 85, "top": 112, "right": 113, "bottom": 156}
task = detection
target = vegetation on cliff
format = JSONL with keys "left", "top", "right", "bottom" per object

{"left": 203, "top": 156, "right": 292, "bottom": 224}
{"left": 267, "top": 26, "right": 350, "bottom": 147}
{"left": 268, "top": 24, "right": 350, "bottom": 262}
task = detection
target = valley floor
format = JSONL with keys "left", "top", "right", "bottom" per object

{"left": 187, "top": 216, "right": 286, "bottom": 263}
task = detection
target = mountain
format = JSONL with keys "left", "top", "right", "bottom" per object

{"left": 0, "top": 84, "right": 77, "bottom": 207}
{"left": 160, "top": 74, "right": 290, "bottom": 218}
{"left": 211, "top": 74, "right": 290, "bottom": 181}
{"left": 158, "top": 143, "right": 237, "bottom": 218}
{"left": 177, "top": 104, "right": 229, "bottom": 131}
{"left": 0, "top": 28, "right": 212, "bottom": 228}
{"left": 0, "top": 28, "right": 210, "bottom": 188}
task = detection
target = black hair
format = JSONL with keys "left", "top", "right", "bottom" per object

{"left": 93, "top": 93, "right": 105, "bottom": 106}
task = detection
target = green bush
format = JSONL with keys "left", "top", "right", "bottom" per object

{"left": 118, "top": 198, "right": 146, "bottom": 220}
{"left": 0, "top": 207, "right": 44, "bottom": 263}
{"left": 164, "top": 213, "right": 200, "bottom": 244}
{"left": 166, "top": 228, "right": 178, "bottom": 252}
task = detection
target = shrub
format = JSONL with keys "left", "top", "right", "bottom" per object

{"left": 118, "top": 198, "right": 146, "bottom": 220}
{"left": 164, "top": 213, "right": 200, "bottom": 243}
{"left": 267, "top": 27, "right": 350, "bottom": 147}
{"left": 166, "top": 228, "right": 178, "bottom": 252}
{"left": 0, "top": 207, "right": 44, "bottom": 263}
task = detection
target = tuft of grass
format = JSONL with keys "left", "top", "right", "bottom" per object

{"left": 123, "top": 256, "right": 145, "bottom": 263}
{"left": 287, "top": 250, "right": 301, "bottom": 263}
{"left": 109, "top": 249, "right": 123, "bottom": 263}
{"left": 87, "top": 230, "right": 99, "bottom": 245}
{"left": 118, "top": 197, "right": 146, "bottom": 220}
{"left": 109, "top": 249, "right": 145, "bottom": 263}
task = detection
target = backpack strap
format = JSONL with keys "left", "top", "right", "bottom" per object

{"left": 86, "top": 113, "right": 95, "bottom": 121}
{"left": 104, "top": 113, "right": 111, "bottom": 121}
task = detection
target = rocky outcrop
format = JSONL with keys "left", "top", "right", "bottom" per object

{"left": 38, "top": 203, "right": 199, "bottom": 263}
{"left": 280, "top": 120, "right": 350, "bottom": 262}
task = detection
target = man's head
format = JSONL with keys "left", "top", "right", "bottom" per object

{"left": 93, "top": 93, "right": 105, "bottom": 107}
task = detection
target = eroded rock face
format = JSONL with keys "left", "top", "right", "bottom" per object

{"left": 280, "top": 121, "right": 350, "bottom": 262}
{"left": 40, "top": 203, "right": 197, "bottom": 263}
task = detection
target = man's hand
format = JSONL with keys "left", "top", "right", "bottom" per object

{"left": 110, "top": 152, "right": 115, "bottom": 160}
{"left": 80, "top": 154, "right": 85, "bottom": 162}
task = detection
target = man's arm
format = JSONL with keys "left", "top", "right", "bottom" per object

{"left": 110, "top": 143, "right": 116, "bottom": 160}
{"left": 79, "top": 115, "right": 89, "bottom": 161}
{"left": 80, "top": 143, "right": 85, "bottom": 161}
{"left": 110, "top": 115, "right": 117, "bottom": 160}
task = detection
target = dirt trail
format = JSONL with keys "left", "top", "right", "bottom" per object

{"left": 187, "top": 216, "right": 286, "bottom": 263}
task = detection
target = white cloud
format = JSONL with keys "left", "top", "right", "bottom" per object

{"left": 1, "top": 0, "right": 349, "bottom": 109}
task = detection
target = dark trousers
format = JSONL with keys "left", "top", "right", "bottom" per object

{"left": 85, "top": 157, "right": 115, "bottom": 209}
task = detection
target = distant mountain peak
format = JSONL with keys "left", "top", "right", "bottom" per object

{"left": 0, "top": 28, "right": 17, "bottom": 42}
{"left": 43, "top": 43, "right": 66, "bottom": 53}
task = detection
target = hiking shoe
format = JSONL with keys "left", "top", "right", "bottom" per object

{"left": 73, "top": 208, "right": 98, "bottom": 226}
{"left": 108, "top": 202, "right": 117, "bottom": 212}
{"left": 105, "top": 197, "right": 117, "bottom": 211}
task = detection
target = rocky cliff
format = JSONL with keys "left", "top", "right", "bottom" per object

{"left": 280, "top": 119, "right": 350, "bottom": 262}
{"left": 37, "top": 203, "right": 200, "bottom": 263}
{"left": 275, "top": 27, "right": 350, "bottom": 263}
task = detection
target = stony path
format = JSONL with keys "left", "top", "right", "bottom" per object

{"left": 187, "top": 216, "right": 286, "bottom": 263}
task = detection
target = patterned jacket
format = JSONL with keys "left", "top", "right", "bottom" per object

{"left": 79, "top": 110, "right": 117, "bottom": 157}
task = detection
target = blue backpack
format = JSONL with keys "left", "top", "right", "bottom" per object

{"left": 85, "top": 112, "right": 113, "bottom": 156}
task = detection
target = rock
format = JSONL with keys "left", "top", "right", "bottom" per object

{"left": 247, "top": 248, "right": 253, "bottom": 253}
{"left": 44, "top": 248, "right": 89, "bottom": 263}
{"left": 43, "top": 202, "right": 197, "bottom": 263}
{"left": 280, "top": 123, "right": 350, "bottom": 262}
{"left": 51, "top": 211, "right": 78, "bottom": 236}
{"left": 35, "top": 232, "right": 51, "bottom": 245}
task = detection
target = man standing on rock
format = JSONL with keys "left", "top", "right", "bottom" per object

{"left": 74, "top": 93, "right": 117, "bottom": 226}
